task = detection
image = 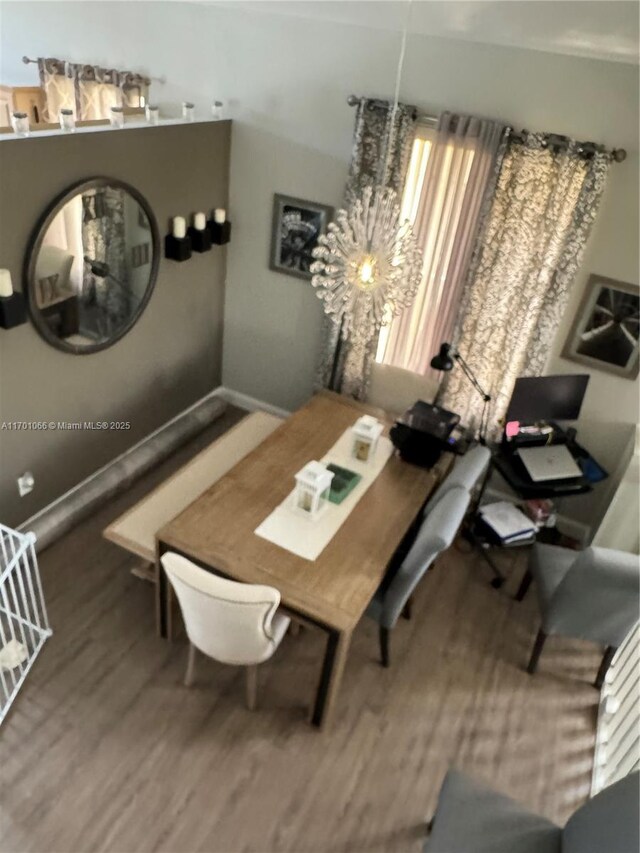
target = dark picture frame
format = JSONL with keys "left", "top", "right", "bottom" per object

{"left": 562, "top": 274, "right": 639, "bottom": 379}
{"left": 269, "top": 193, "right": 334, "bottom": 280}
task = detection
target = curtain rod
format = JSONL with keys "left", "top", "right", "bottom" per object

{"left": 346, "top": 94, "right": 437, "bottom": 127}
{"left": 22, "top": 56, "right": 166, "bottom": 85}
{"left": 347, "top": 95, "right": 626, "bottom": 163}
{"left": 505, "top": 127, "right": 626, "bottom": 163}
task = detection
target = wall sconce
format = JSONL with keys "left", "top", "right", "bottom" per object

{"left": 0, "top": 270, "right": 27, "bottom": 329}
{"left": 164, "top": 216, "right": 192, "bottom": 262}
{"left": 208, "top": 208, "right": 231, "bottom": 245}
{"left": 188, "top": 212, "right": 212, "bottom": 253}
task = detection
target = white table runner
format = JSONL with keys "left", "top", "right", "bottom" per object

{"left": 254, "top": 428, "right": 394, "bottom": 561}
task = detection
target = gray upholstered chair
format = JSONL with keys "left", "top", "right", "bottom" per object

{"left": 423, "top": 444, "right": 491, "bottom": 516}
{"left": 365, "top": 485, "right": 470, "bottom": 667}
{"left": 424, "top": 768, "right": 639, "bottom": 853}
{"left": 516, "top": 543, "right": 639, "bottom": 687}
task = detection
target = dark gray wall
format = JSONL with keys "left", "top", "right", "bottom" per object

{"left": 0, "top": 121, "right": 231, "bottom": 527}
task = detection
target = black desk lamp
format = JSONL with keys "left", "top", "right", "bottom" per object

{"left": 83, "top": 256, "right": 141, "bottom": 304}
{"left": 431, "top": 342, "right": 491, "bottom": 445}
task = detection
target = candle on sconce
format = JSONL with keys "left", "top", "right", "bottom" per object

{"left": 193, "top": 212, "right": 206, "bottom": 231}
{"left": 209, "top": 208, "right": 231, "bottom": 245}
{"left": 173, "top": 216, "right": 187, "bottom": 239}
{"left": 0, "top": 269, "right": 13, "bottom": 299}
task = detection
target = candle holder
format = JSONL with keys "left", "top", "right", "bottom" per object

{"left": 351, "top": 415, "right": 384, "bottom": 463}
{"left": 59, "top": 108, "right": 75, "bottom": 132}
{"left": 110, "top": 106, "right": 124, "bottom": 128}
{"left": 208, "top": 218, "right": 232, "bottom": 246}
{"left": 187, "top": 226, "right": 212, "bottom": 253}
{"left": 182, "top": 102, "right": 195, "bottom": 123}
{"left": 11, "top": 112, "right": 30, "bottom": 136}
{"left": 145, "top": 104, "right": 160, "bottom": 125}
{"left": 0, "top": 293, "right": 27, "bottom": 329}
{"left": 164, "top": 233, "right": 192, "bottom": 262}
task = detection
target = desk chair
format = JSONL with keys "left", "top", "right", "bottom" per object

{"left": 366, "top": 486, "right": 470, "bottom": 667}
{"left": 161, "top": 552, "right": 290, "bottom": 709}
{"left": 425, "top": 767, "right": 639, "bottom": 853}
{"left": 516, "top": 543, "right": 639, "bottom": 687}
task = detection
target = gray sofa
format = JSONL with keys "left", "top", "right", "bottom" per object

{"left": 425, "top": 768, "right": 639, "bottom": 853}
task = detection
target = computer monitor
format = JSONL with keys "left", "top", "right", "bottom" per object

{"left": 505, "top": 374, "right": 590, "bottom": 423}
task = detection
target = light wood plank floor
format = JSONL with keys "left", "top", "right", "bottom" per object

{"left": 1, "top": 408, "right": 602, "bottom": 853}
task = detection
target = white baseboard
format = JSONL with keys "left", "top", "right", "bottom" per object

{"left": 213, "top": 386, "right": 291, "bottom": 420}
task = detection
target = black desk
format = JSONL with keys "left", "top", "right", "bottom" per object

{"left": 471, "top": 442, "right": 593, "bottom": 588}
{"left": 491, "top": 446, "right": 592, "bottom": 499}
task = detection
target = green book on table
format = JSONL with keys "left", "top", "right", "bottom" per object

{"left": 327, "top": 464, "right": 362, "bottom": 504}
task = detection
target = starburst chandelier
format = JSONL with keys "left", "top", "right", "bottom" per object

{"left": 310, "top": 0, "right": 422, "bottom": 348}
{"left": 310, "top": 186, "right": 422, "bottom": 347}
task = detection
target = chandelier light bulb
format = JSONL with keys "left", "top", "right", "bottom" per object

{"left": 357, "top": 256, "right": 378, "bottom": 289}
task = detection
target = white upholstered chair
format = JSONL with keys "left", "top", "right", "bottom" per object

{"left": 161, "top": 552, "right": 290, "bottom": 709}
{"left": 368, "top": 363, "right": 439, "bottom": 415}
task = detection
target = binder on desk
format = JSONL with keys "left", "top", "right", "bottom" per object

{"left": 479, "top": 501, "right": 537, "bottom": 544}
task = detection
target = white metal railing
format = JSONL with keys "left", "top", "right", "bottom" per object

{"left": 0, "top": 523, "right": 52, "bottom": 724}
{"left": 592, "top": 624, "right": 640, "bottom": 794}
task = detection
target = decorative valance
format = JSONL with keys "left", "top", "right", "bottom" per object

{"left": 37, "top": 57, "right": 150, "bottom": 122}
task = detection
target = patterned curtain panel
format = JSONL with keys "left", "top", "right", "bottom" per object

{"left": 439, "top": 133, "right": 611, "bottom": 437}
{"left": 38, "top": 57, "right": 150, "bottom": 122}
{"left": 80, "top": 187, "right": 129, "bottom": 342}
{"left": 315, "top": 99, "right": 417, "bottom": 400}
{"left": 37, "top": 58, "right": 75, "bottom": 122}
{"left": 381, "top": 111, "right": 506, "bottom": 376}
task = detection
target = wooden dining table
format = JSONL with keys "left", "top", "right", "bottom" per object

{"left": 156, "top": 390, "right": 447, "bottom": 728}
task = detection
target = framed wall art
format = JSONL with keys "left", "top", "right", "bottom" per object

{"left": 269, "top": 193, "right": 334, "bottom": 280}
{"left": 562, "top": 274, "right": 639, "bottom": 379}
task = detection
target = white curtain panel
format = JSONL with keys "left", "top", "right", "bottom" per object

{"left": 381, "top": 112, "right": 505, "bottom": 377}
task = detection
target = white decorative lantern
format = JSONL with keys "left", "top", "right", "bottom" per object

{"left": 293, "top": 461, "right": 334, "bottom": 519}
{"left": 351, "top": 415, "right": 384, "bottom": 463}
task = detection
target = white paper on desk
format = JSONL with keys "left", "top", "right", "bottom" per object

{"left": 254, "top": 429, "right": 394, "bottom": 561}
{"left": 479, "top": 501, "right": 536, "bottom": 541}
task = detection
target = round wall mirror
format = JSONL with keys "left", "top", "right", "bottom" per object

{"left": 25, "top": 177, "right": 160, "bottom": 354}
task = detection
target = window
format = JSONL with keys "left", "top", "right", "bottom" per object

{"left": 376, "top": 120, "right": 482, "bottom": 376}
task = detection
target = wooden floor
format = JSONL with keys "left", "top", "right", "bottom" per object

{"left": 1, "top": 408, "right": 602, "bottom": 853}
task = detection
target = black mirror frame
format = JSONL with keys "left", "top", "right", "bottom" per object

{"left": 24, "top": 176, "right": 160, "bottom": 355}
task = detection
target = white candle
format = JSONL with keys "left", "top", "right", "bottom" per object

{"left": 173, "top": 216, "right": 187, "bottom": 239}
{"left": 0, "top": 269, "right": 13, "bottom": 298}
{"left": 194, "top": 212, "right": 206, "bottom": 231}
{"left": 214, "top": 208, "right": 226, "bottom": 224}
